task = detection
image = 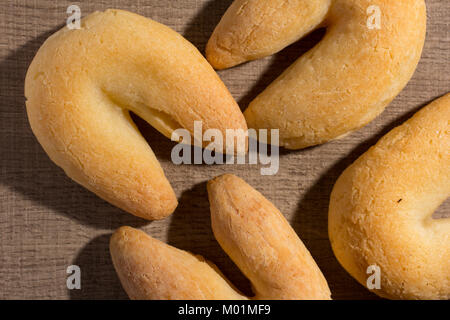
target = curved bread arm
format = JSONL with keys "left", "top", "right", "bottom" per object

{"left": 208, "top": 174, "right": 331, "bottom": 300}
{"left": 329, "top": 93, "right": 450, "bottom": 299}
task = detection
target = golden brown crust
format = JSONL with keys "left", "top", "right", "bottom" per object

{"left": 110, "top": 174, "right": 331, "bottom": 300}
{"left": 207, "top": 0, "right": 426, "bottom": 149}
{"left": 25, "top": 9, "right": 247, "bottom": 220}
{"left": 328, "top": 94, "right": 450, "bottom": 300}
{"left": 110, "top": 226, "right": 246, "bottom": 300}
{"left": 206, "top": 0, "right": 331, "bottom": 69}
{"left": 208, "top": 174, "right": 331, "bottom": 300}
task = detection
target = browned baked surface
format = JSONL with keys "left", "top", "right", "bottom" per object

{"left": 329, "top": 94, "right": 449, "bottom": 299}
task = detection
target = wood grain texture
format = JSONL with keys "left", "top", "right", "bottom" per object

{"left": 0, "top": 0, "right": 448, "bottom": 300}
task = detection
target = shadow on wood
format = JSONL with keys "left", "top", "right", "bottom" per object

{"left": 167, "top": 181, "right": 253, "bottom": 297}
{"left": 183, "top": 0, "right": 234, "bottom": 53}
{"left": 238, "top": 28, "right": 326, "bottom": 109}
{"left": 69, "top": 233, "right": 127, "bottom": 299}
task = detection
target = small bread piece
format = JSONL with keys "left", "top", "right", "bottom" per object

{"left": 110, "top": 227, "right": 246, "bottom": 300}
{"left": 329, "top": 94, "right": 450, "bottom": 300}
{"left": 208, "top": 174, "right": 331, "bottom": 300}
{"left": 110, "top": 174, "right": 331, "bottom": 300}
{"left": 206, "top": 0, "right": 332, "bottom": 69}
{"left": 25, "top": 9, "right": 247, "bottom": 220}
{"left": 207, "top": 0, "right": 426, "bottom": 149}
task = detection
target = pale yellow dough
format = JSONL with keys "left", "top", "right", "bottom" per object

{"left": 25, "top": 9, "right": 247, "bottom": 220}
{"left": 207, "top": 0, "right": 427, "bottom": 149}
{"left": 110, "top": 174, "right": 331, "bottom": 300}
{"left": 329, "top": 94, "right": 450, "bottom": 300}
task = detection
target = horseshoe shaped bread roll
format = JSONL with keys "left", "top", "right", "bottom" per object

{"left": 25, "top": 9, "right": 247, "bottom": 220}
{"left": 207, "top": 0, "right": 426, "bottom": 149}
{"left": 329, "top": 94, "right": 450, "bottom": 300}
{"left": 110, "top": 174, "right": 331, "bottom": 300}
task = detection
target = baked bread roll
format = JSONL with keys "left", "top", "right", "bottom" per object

{"left": 329, "top": 94, "right": 450, "bottom": 299}
{"left": 25, "top": 9, "right": 247, "bottom": 220}
{"left": 207, "top": 0, "right": 427, "bottom": 149}
{"left": 110, "top": 174, "right": 331, "bottom": 299}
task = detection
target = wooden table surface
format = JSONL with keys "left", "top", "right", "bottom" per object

{"left": 1, "top": 0, "right": 449, "bottom": 300}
